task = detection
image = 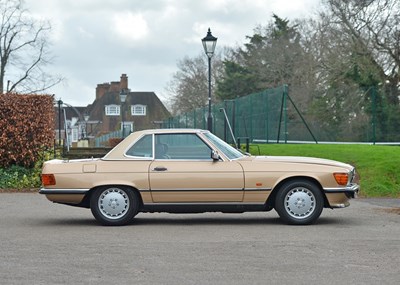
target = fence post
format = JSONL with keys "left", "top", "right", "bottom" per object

{"left": 371, "top": 86, "right": 377, "bottom": 145}
{"left": 203, "top": 106, "right": 206, "bottom": 130}
{"left": 250, "top": 94, "right": 253, "bottom": 141}
{"left": 232, "top": 100, "right": 236, "bottom": 141}
{"left": 223, "top": 101, "right": 228, "bottom": 141}
{"left": 284, "top": 84, "right": 288, "bottom": 143}
{"left": 264, "top": 90, "right": 269, "bottom": 143}
{"left": 277, "top": 87, "right": 284, "bottom": 143}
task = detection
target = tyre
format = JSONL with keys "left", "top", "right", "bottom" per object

{"left": 90, "top": 186, "right": 139, "bottom": 226}
{"left": 275, "top": 180, "right": 324, "bottom": 225}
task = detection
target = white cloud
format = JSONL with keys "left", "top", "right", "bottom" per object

{"left": 20, "top": 0, "right": 320, "bottom": 106}
{"left": 112, "top": 12, "right": 149, "bottom": 44}
{"left": 78, "top": 26, "right": 95, "bottom": 39}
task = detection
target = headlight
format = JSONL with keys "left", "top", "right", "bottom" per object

{"left": 348, "top": 168, "right": 355, "bottom": 184}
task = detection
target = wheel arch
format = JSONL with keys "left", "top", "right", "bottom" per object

{"left": 80, "top": 184, "right": 144, "bottom": 209}
{"left": 266, "top": 176, "right": 330, "bottom": 209}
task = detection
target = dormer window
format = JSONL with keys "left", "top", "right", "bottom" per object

{"left": 131, "top": 104, "right": 146, "bottom": 116}
{"left": 105, "top": 105, "right": 120, "bottom": 116}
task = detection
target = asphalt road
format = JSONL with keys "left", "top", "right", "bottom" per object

{"left": 0, "top": 193, "right": 399, "bottom": 285}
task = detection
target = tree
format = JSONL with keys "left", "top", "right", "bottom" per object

{"left": 216, "top": 15, "right": 315, "bottom": 108}
{"left": 309, "top": 0, "right": 400, "bottom": 140}
{"left": 215, "top": 60, "right": 259, "bottom": 100}
{"left": 166, "top": 53, "right": 223, "bottom": 115}
{"left": 0, "top": 0, "right": 62, "bottom": 94}
{"left": 324, "top": 0, "right": 400, "bottom": 101}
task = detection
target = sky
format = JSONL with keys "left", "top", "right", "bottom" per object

{"left": 24, "top": 0, "right": 320, "bottom": 107}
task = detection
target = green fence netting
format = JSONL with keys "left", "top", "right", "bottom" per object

{"left": 161, "top": 85, "right": 318, "bottom": 143}
{"left": 161, "top": 84, "right": 400, "bottom": 143}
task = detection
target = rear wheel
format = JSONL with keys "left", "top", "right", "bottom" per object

{"left": 90, "top": 186, "right": 139, "bottom": 226}
{"left": 275, "top": 180, "right": 324, "bottom": 225}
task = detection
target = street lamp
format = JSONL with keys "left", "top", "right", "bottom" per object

{"left": 202, "top": 28, "right": 217, "bottom": 132}
{"left": 57, "top": 99, "right": 63, "bottom": 146}
{"left": 119, "top": 89, "right": 127, "bottom": 138}
{"left": 83, "top": 113, "right": 90, "bottom": 140}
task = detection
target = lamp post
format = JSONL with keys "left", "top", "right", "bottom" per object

{"left": 119, "top": 89, "right": 127, "bottom": 138}
{"left": 84, "top": 113, "right": 90, "bottom": 140}
{"left": 57, "top": 99, "right": 63, "bottom": 146}
{"left": 202, "top": 28, "right": 217, "bottom": 132}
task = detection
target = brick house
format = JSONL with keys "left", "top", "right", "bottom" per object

{"left": 56, "top": 74, "right": 170, "bottom": 146}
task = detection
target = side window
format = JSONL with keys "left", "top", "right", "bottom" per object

{"left": 126, "top": 134, "right": 153, "bottom": 158}
{"left": 155, "top": 133, "right": 212, "bottom": 160}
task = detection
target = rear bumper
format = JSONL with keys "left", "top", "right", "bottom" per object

{"left": 39, "top": 188, "right": 89, "bottom": 195}
{"left": 39, "top": 188, "right": 89, "bottom": 206}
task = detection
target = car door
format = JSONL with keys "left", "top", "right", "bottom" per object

{"left": 149, "top": 133, "right": 244, "bottom": 203}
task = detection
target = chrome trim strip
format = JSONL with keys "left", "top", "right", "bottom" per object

{"left": 323, "top": 183, "right": 359, "bottom": 193}
{"left": 330, "top": 202, "right": 350, "bottom": 208}
{"left": 143, "top": 202, "right": 265, "bottom": 206}
{"left": 102, "top": 158, "right": 153, "bottom": 161}
{"left": 39, "top": 188, "right": 89, "bottom": 195}
{"left": 244, "top": 188, "right": 272, "bottom": 192}
{"left": 142, "top": 188, "right": 271, "bottom": 193}
{"left": 41, "top": 187, "right": 271, "bottom": 195}
{"left": 149, "top": 188, "right": 244, "bottom": 192}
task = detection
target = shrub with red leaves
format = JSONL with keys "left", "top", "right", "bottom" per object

{"left": 108, "top": 138, "right": 123, "bottom": 148}
{"left": 0, "top": 93, "right": 55, "bottom": 168}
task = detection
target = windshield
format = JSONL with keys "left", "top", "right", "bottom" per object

{"left": 203, "top": 132, "right": 244, "bottom": 160}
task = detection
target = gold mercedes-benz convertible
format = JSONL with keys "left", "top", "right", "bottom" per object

{"left": 40, "top": 129, "right": 359, "bottom": 226}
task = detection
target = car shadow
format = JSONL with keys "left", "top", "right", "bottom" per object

{"left": 33, "top": 218, "right": 99, "bottom": 227}
{"left": 32, "top": 214, "right": 357, "bottom": 227}
{"left": 34, "top": 216, "right": 281, "bottom": 227}
{"left": 132, "top": 216, "right": 282, "bottom": 226}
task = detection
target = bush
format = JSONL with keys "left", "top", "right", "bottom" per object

{"left": 0, "top": 165, "right": 37, "bottom": 189}
{"left": 108, "top": 138, "right": 123, "bottom": 148}
{"left": 0, "top": 149, "right": 58, "bottom": 189}
{"left": 0, "top": 93, "right": 54, "bottom": 168}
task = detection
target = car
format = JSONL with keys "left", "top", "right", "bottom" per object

{"left": 40, "top": 129, "right": 359, "bottom": 226}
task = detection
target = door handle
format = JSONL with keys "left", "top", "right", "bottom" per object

{"left": 153, "top": 166, "right": 167, "bottom": 171}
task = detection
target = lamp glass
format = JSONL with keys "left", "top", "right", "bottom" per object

{"left": 202, "top": 28, "right": 217, "bottom": 58}
{"left": 119, "top": 93, "right": 127, "bottom": 103}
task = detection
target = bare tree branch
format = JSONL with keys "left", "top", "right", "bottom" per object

{"left": 0, "top": 0, "right": 62, "bottom": 94}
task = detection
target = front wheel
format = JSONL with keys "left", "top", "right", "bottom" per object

{"left": 90, "top": 186, "right": 139, "bottom": 226}
{"left": 275, "top": 180, "right": 324, "bottom": 225}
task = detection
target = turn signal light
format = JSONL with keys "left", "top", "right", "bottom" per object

{"left": 333, "top": 173, "right": 348, "bottom": 186}
{"left": 42, "top": 174, "right": 56, "bottom": 186}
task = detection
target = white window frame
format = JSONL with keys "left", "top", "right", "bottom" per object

{"left": 121, "top": 122, "right": 133, "bottom": 133}
{"left": 71, "top": 127, "right": 79, "bottom": 143}
{"left": 105, "top": 105, "right": 120, "bottom": 116}
{"left": 131, "top": 104, "right": 146, "bottom": 116}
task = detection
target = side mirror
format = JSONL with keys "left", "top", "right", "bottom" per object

{"left": 211, "top": 150, "right": 220, "bottom": 161}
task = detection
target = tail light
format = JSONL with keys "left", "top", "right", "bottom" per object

{"left": 42, "top": 174, "right": 56, "bottom": 186}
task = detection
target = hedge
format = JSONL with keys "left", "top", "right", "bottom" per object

{"left": 0, "top": 93, "right": 54, "bottom": 168}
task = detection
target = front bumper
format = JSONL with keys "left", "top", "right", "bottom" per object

{"left": 323, "top": 183, "right": 360, "bottom": 198}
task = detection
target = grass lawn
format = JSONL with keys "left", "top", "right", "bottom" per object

{"left": 248, "top": 143, "right": 400, "bottom": 198}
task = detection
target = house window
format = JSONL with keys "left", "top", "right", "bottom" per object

{"left": 71, "top": 127, "right": 79, "bottom": 143}
{"left": 131, "top": 104, "right": 146, "bottom": 116}
{"left": 121, "top": 122, "right": 133, "bottom": 134}
{"left": 105, "top": 105, "right": 120, "bottom": 116}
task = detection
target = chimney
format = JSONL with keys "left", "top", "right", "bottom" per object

{"left": 110, "top": 81, "right": 120, "bottom": 92}
{"left": 96, "top": 83, "right": 110, "bottom": 100}
{"left": 120, "top": 74, "right": 128, "bottom": 90}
